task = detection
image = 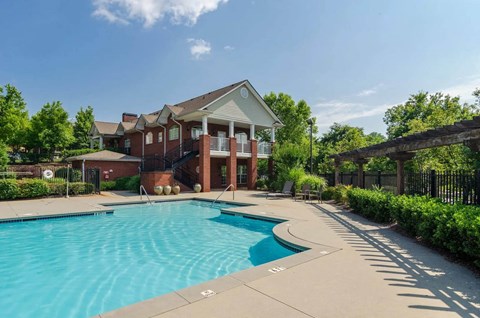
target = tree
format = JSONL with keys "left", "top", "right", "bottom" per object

{"left": 72, "top": 106, "right": 94, "bottom": 149}
{"left": 28, "top": 101, "right": 74, "bottom": 159}
{"left": 0, "top": 142, "right": 8, "bottom": 170}
{"left": 0, "top": 84, "right": 29, "bottom": 149}
{"left": 260, "top": 92, "right": 316, "bottom": 144}
{"left": 384, "top": 92, "right": 480, "bottom": 170}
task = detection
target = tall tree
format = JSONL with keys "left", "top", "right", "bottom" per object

{"left": 29, "top": 101, "right": 74, "bottom": 159}
{"left": 72, "top": 106, "right": 94, "bottom": 149}
{"left": 261, "top": 92, "right": 316, "bottom": 144}
{"left": 0, "top": 142, "right": 8, "bottom": 169}
{"left": 0, "top": 84, "right": 29, "bottom": 149}
{"left": 384, "top": 92, "right": 480, "bottom": 170}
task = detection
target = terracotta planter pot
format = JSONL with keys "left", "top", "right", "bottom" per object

{"left": 172, "top": 185, "right": 180, "bottom": 195}
{"left": 163, "top": 185, "right": 172, "bottom": 195}
{"left": 154, "top": 185, "right": 163, "bottom": 195}
{"left": 194, "top": 183, "right": 202, "bottom": 193}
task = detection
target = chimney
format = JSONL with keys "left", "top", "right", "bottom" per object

{"left": 122, "top": 112, "right": 138, "bottom": 122}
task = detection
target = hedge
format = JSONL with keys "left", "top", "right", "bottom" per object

{"left": 0, "top": 179, "right": 95, "bottom": 200}
{"left": 113, "top": 175, "right": 140, "bottom": 192}
{"left": 100, "top": 181, "right": 116, "bottom": 191}
{"left": 345, "top": 188, "right": 480, "bottom": 268}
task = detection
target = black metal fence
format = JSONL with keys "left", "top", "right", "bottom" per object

{"left": 321, "top": 170, "right": 480, "bottom": 205}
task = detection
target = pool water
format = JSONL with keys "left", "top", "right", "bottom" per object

{"left": 0, "top": 200, "right": 294, "bottom": 318}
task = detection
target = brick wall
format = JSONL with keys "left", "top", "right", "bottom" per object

{"left": 71, "top": 160, "right": 140, "bottom": 181}
{"left": 140, "top": 171, "right": 174, "bottom": 194}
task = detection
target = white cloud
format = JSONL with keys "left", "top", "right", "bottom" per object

{"left": 223, "top": 45, "right": 234, "bottom": 51}
{"left": 357, "top": 83, "right": 383, "bottom": 97}
{"left": 92, "top": 0, "right": 228, "bottom": 28}
{"left": 440, "top": 76, "right": 480, "bottom": 103}
{"left": 187, "top": 38, "right": 211, "bottom": 59}
{"left": 312, "top": 100, "right": 393, "bottom": 128}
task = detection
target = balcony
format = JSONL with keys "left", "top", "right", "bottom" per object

{"left": 257, "top": 141, "right": 272, "bottom": 158}
{"left": 210, "top": 137, "right": 230, "bottom": 152}
{"left": 237, "top": 140, "right": 251, "bottom": 155}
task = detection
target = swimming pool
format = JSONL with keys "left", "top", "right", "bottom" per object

{"left": 0, "top": 200, "right": 294, "bottom": 318}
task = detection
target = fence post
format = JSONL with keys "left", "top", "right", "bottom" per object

{"left": 430, "top": 170, "right": 436, "bottom": 198}
{"left": 363, "top": 171, "right": 366, "bottom": 188}
{"left": 340, "top": 172, "right": 344, "bottom": 184}
{"left": 377, "top": 171, "right": 381, "bottom": 187}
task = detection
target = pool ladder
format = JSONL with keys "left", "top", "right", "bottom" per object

{"left": 139, "top": 185, "right": 153, "bottom": 205}
{"left": 211, "top": 184, "right": 235, "bottom": 207}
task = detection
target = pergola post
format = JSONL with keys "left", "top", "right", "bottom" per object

{"left": 387, "top": 152, "right": 415, "bottom": 195}
{"left": 354, "top": 158, "right": 368, "bottom": 188}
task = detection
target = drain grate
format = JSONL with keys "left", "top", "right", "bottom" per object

{"left": 200, "top": 289, "right": 216, "bottom": 297}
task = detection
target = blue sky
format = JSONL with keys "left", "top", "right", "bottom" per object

{"left": 1, "top": 0, "right": 480, "bottom": 135}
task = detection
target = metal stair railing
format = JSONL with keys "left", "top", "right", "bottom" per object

{"left": 139, "top": 185, "right": 152, "bottom": 204}
{"left": 211, "top": 184, "right": 235, "bottom": 207}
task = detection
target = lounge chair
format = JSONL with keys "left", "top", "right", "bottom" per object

{"left": 266, "top": 181, "right": 294, "bottom": 199}
{"left": 295, "top": 184, "right": 311, "bottom": 202}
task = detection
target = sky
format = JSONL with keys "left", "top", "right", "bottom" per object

{"left": 1, "top": 0, "right": 480, "bottom": 136}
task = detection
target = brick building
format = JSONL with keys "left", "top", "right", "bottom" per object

{"left": 89, "top": 80, "right": 282, "bottom": 193}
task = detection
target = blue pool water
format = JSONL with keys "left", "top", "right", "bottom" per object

{"left": 0, "top": 200, "right": 294, "bottom": 318}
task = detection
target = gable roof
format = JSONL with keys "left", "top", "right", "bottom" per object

{"left": 151, "top": 80, "right": 246, "bottom": 118}
{"left": 92, "top": 121, "right": 119, "bottom": 135}
{"left": 66, "top": 150, "right": 141, "bottom": 162}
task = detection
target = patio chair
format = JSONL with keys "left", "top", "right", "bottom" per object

{"left": 295, "top": 184, "right": 311, "bottom": 202}
{"left": 266, "top": 181, "right": 294, "bottom": 199}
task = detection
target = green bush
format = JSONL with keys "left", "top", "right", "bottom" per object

{"left": 69, "top": 182, "right": 94, "bottom": 195}
{"left": 344, "top": 188, "right": 480, "bottom": 268}
{"left": 101, "top": 181, "right": 116, "bottom": 191}
{"left": 17, "top": 179, "right": 50, "bottom": 198}
{"left": 62, "top": 148, "right": 98, "bottom": 160}
{"left": 255, "top": 178, "right": 268, "bottom": 191}
{"left": 114, "top": 176, "right": 131, "bottom": 190}
{"left": 126, "top": 175, "right": 140, "bottom": 192}
{"left": 321, "top": 186, "right": 335, "bottom": 200}
{"left": 298, "top": 174, "right": 326, "bottom": 191}
{"left": 347, "top": 188, "right": 393, "bottom": 223}
{"left": 0, "top": 179, "right": 19, "bottom": 200}
{"left": 332, "top": 184, "right": 351, "bottom": 204}
{"left": 48, "top": 182, "right": 67, "bottom": 196}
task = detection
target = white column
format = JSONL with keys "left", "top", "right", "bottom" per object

{"left": 99, "top": 136, "right": 104, "bottom": 149}
{"left": 250, "top": 124, "right": 255, "bottom": 140}
{"left": 202, "top": 115, "right": 208, "bottom": 135}
{"left": 229, "top": 121, "right": 235, "bottom": 138}
{"left": 271, "top": 127, "right": 276, "bottom": 142}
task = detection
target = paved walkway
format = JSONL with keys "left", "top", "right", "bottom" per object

{"left": 1, "top": 191, "right": 479, "bottom": 317}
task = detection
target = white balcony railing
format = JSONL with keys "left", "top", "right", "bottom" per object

{"left": 210, "top": 137, "right": 229, "bottom": 151}
{"left": 257, "top": 141, "right": 272, "bottom": 155}
{"left": 237, "top": 141, "right": 251, "bottom": 154}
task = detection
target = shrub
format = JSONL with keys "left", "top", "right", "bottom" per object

{"left": 114, "top": 176, "right": 131, "bottom": 190}
{"left": 62, "top": 148, "right": 98, "bottom": 160}
{"left": 321, "top": 186, "right": 335, "bottom": 200}
{"left": 69, "top": 182, "right": 94, "bottom": 195}
{"left": 298, "top": 174, "right": 326, "bottom": 191}
{"left": 347, "top": 188, "right": 393, "bottom": 223}
{"left": 255, "top": 178, "right": 268, "bottom": 191}
{"left": 48, "top": 182, "right": 67, "bottom": 196}
{"left": 101, "top": 181, "right": 116, "bottom": 191}
{"left": 0, "top": 179, "right": 19, "bottom": 200}
{"left": 17, "top": 179, "right": 50, "bottom": 198}
{"left": 332, "top": 184, "right": 351, "bottom": 205}
{"left": 287, "top": 168, "right": 306, "bottom": 192}
{"left": 126, "top": 175, "right": 140, "bottom": 192}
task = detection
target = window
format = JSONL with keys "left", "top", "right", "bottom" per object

{"left": 237, "top": 165, "right": 247, "bottom": 184}
{"left": 235, "top": 132, "right": 247, "bottom": 143}
{"left": 145, "top": 132, "right": 153, "bottom": 145}
{"left": 191, "top": 126, "right": 202, "bottom": 140}
{"left": 158, "top": 132, "right": 163, "bottom": 143}
{"left": 124, "top": 139, "right": 131, "bottom": 155}
{"left": 169, "top": 125, "right": 179, "bottom": 141}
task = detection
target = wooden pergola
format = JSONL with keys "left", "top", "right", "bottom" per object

{"left": 331, "top": 116, "right": 480, "bottom": 194}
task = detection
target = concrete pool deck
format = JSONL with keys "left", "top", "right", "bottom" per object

{"left": 1, "top": 191, "right": 479, "bottom": 317}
